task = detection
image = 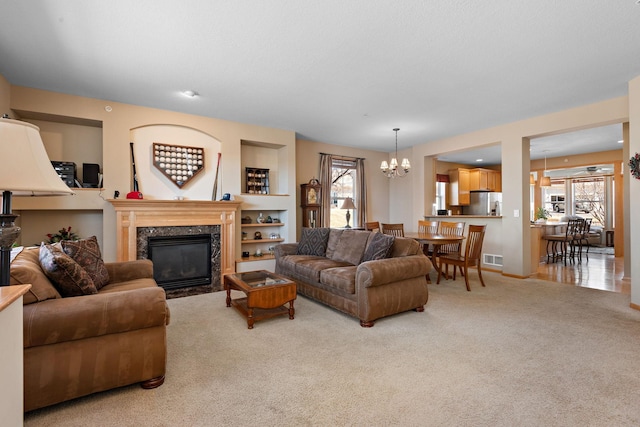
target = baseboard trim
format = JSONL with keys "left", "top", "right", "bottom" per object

{"left": 630, "top": 302, "right": 640, "bottom": 312}
{"left": 501, "top": 272, "right": 529, "bottom": 279}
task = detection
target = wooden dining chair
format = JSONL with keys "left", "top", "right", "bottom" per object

{"left": 437, "top": 221, "right": 465, "bottom": 276}
{"left": 418, "top": 220, "right": 439, "bottom": 234}
{"left": 364, "top": 221, "right": 381, "bottom": 232}
{"left": 437, "top": 224, "right": 486, "bottom": 291}
{"left": 417, "top": 220, "right": 439, "bottom": 255}
{"left": 381, "top": 223, "right": 405, "bottom": 237}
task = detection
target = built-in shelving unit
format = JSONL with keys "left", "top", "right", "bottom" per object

{"left": 237, "top": 138, "right": 295, "bottom": 273}
{"left": 237, "top": 210, "right": 287, "bottom": 273}
{"left": 11, "top": 111, "right": 106, "bottom": 247}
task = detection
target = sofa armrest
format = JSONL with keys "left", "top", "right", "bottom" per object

{"left": 357, "top": 255, "right": 432, "bottom": 288}
{"left": 274, "top": 243, "right": 298, "bottom": 258}
{"left": 23, "top": 286, "right": 168, "bottom": 348}
{"left": 106, "top": 259, "right": 154, "bottom": 283}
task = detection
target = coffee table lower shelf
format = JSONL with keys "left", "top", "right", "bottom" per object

{"left": 229, "top": 297, "right": 294, "bottom": 329}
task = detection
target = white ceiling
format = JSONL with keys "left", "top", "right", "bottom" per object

{"left": 1, "top": 1, "right": 639, "bottom": 162}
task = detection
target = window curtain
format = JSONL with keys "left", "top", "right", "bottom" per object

{"left": 355, "top": 158, "right": 366, "bottom": 227}
{"left": 319, "top": 153, "right": 333, "bottom": 227}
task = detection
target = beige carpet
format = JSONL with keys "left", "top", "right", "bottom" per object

{"left": 24, "top": 272, "right": 640, "bottom": 426}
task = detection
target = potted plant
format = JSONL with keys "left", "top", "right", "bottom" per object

{"left": 534, "top": 207, "right": 550, "bottom": 223}
{"left": 46, "top": 226, "right": 80, "bottom": 243}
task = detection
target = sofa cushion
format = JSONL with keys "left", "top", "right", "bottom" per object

{"left": 297, "top": 227, "right": 330, "bottom": 256}
{"left": 10, "top": 247, "right": 61, "bottom": 304}
{"left": 39, "top": 243, "right": 98, "bottom": 297}
{"left": 363, "top": 232, "right": 395, "bottom": 261}
{"left": 294, "top": 257, "right": 353, "bottom": 283}
{"left": 390, "top": 237, "right": 421, "bottom": 257}
{"left": 325, "top": 229, "right": 344, "bottom": 259}
{"left": 320, "top": 266, "right": 357, "bottom": 294}
{"left": 330, "top": 230, "right": 371, "bottom": 265}
{"left": 61, "top": 236, "right": 110, "bottom": 289}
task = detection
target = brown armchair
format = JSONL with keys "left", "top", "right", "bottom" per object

{"left": 10, "top": 246, "right": 169, "bottom": 412}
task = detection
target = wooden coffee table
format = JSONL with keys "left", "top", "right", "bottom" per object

{"left": 224, "top": 270, "right": 296, "bottom": 329}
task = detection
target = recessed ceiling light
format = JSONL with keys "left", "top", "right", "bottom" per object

{"left": 182, "top": 90, "right": 198, "bottom": 98}
{"left": 476, "top": 158, "right": 483, "bottom": 162}
{"left": 618, "top": 140, "right": 624, "bottom": 144}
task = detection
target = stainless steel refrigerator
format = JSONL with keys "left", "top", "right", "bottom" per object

{"left": 465, "top": 191, "right": 502, "bottom": 216}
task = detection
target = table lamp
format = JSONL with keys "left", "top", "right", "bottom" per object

{"left": 0, "top": 117, "right": 75, "bottom": 286}
{"left": 340, "top": 197, "right": 356, "bottom": 229}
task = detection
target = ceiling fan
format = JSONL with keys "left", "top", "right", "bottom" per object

{"left": 571, "top": 165, "right": 614, "bottom": 176}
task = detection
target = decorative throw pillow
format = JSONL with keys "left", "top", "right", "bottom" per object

{"left": 297, "top": 227, "right": 330, "bottom": 256}
{"left": 330, "top": 230, "right": 371, "bottom": 265}
{"left": 39, "top": 243, "right": 98, "bottom": 297}
{"left": 362, "top": 232, "right": 395, "bottom": 262}
{"left": 61, "top": 236, "right": 110, "bottom": 289}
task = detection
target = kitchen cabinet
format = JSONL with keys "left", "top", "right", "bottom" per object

{"left": 448, "top": 168, "right": 470, "bottom": 206}
{"left": 469, "top": 168, "right": 501, "bottom": 192}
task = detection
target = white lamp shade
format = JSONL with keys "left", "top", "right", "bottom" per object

{"left": 340, "top": 197, "right": 356, "bottom": 210}
{"left": 401, "top": 158, "right": 411, "bottom": 169}
{"left": 0, "top": 119, "right": 75, "bottom": 196}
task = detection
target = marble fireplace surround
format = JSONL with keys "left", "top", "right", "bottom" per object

{"left": 110, "top": 200, "right": 241, "bottom": 280}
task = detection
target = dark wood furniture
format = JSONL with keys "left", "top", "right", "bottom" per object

{"left": 224, "top": 270, "right": 296, "bottom": 329}
{"left": 245, "top": 167, "right": 270, "bottom": 194}
{"left": 300, "top": 183, "right": 322, "bottom": 227}
{"left": 542, "top": 218, "right": 583, "bottom": 265}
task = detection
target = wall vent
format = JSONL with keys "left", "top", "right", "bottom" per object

{"left": 483, "top": 254, "right": 503, "bottom": 266}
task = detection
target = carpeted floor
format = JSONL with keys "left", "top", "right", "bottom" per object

{"left": 24, "top": 272, "right": 640, "bottom": 426}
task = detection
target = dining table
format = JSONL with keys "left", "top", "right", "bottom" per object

{"left": 404, "top": 232, "right": 465, "bottom": 278}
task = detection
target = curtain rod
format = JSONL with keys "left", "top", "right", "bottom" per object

{"left": 319, "top": 152, "right": 365, "bottom": 160}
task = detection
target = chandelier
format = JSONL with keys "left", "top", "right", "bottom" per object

{"left": 380, "top": 128, "right": 410, "bottom": 178}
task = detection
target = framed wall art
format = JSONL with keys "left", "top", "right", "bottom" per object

{"left": 152, "top": 142, "right": 205, "bottom": 188}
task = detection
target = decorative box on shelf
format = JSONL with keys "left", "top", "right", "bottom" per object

{"left": 245, "top": 168, "right": 269, "bottom": 194}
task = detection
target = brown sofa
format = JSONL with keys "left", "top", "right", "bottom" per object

{"left": 10, "top": 246, "right": 169, "bottom": 412}
{"left": 275, "top": 228, "right": 432, "bottom": 327}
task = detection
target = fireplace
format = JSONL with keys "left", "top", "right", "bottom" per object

{"left": 137, "top": 225, "right": 222, "bottom": 292}
{"left": 110, "top": 200, "right": 241, "bottom": 287}
{"left": 148, "top": 234, "right": 212, "bottom": 290}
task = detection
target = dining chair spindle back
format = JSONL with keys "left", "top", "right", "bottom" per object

{"left": 381, "top": 223, "right": 405, "bottom": 237}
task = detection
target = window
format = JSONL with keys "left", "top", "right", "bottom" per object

{"left": 572, "top": 177, "right": 605, "bottom": 227}
{"left": 329, "top": 158, "right": 357, "bottom": 228}
{"left": 435, "top": 174, "right": 449, "bottom": 214}
{"left": 436, "top": 182, "right": 446, "bottom": 210}
{"left": 542, "top": 182, "right": 566, "bottom": 219}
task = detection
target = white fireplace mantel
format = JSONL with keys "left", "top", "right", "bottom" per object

{"left": 109, "top": 199, "right": 241, "bottom": 278}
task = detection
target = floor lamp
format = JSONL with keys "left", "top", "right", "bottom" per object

{"left": 340, "top": 197, "right": 356, "bottom": 229}
{"left": 0, "top": 117, "right": 74, "bottom": 286}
